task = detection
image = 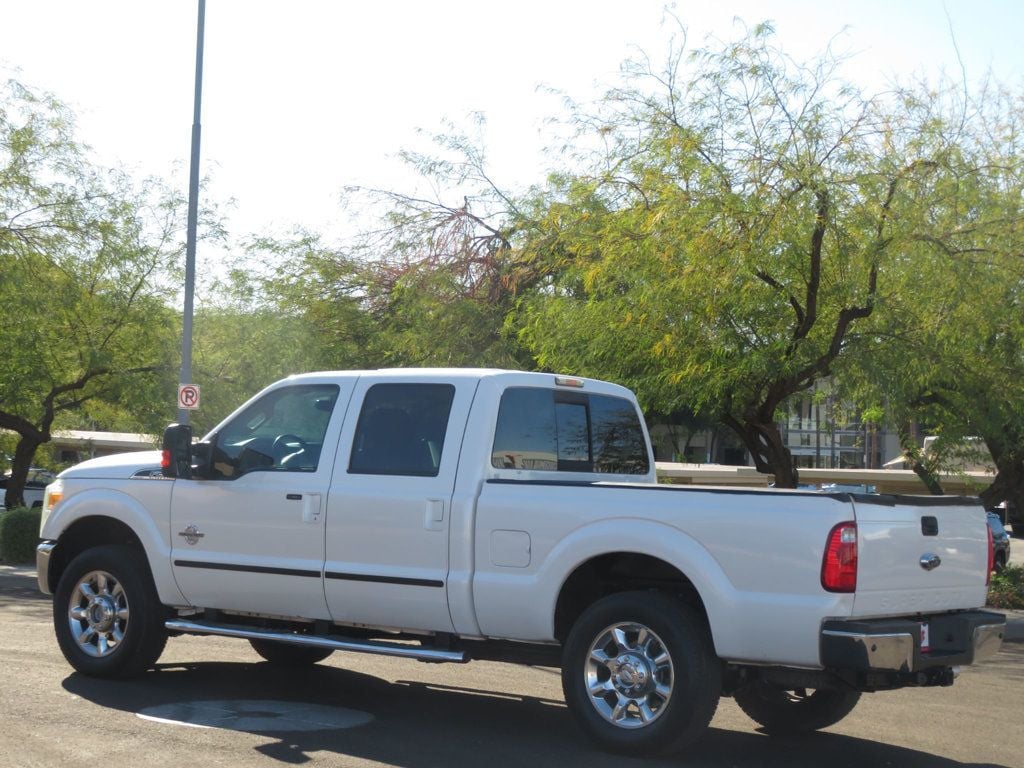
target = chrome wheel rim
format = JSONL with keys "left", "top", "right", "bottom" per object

{"left": 585, "top": 622, "right": 674, "bottom": 729}
{"left": 66, "top": 570, "right": 129, "bottom": 658}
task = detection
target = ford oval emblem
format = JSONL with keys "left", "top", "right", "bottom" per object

{"left": 919, "top": 553, "right": 942, "bottom": 571}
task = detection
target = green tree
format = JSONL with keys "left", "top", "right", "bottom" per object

{"left": 0, "top": 79, "right": 181, "bottom": 506}
{"left": 244, "top": 233, "right": 378, "bottom": 364}
{"left": 351, "top": 122, "right": 536, "bottom": 368}
{"left": 514, "top": 26, "right": 976, "bottom": 487}
{"left": 839, "top": 76, "right": 1024, "bottom": 509}
{"left": 264, "top": 122, "right": 536, "bottom": 371}
{"left": 172, "top": 235, "right": 381, "bottom": 436}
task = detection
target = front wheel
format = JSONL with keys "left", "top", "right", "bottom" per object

{"left": 561, "top": 591, "right": 721, "bottom": 756}
{"left": 733, "top": 681, "right": 861, "bottom": 734}
{"left": 53, "top": 545, "right": 168, "bottom": 677}
{"left": 249, "top": 638, "right": 333, "bottom": 666}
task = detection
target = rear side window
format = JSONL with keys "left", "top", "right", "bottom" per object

{"left": 349, "top": 383, "right": 456, "bottom": 476}
{"left": 491, "top": 387, "right": 649, "bottom": 474}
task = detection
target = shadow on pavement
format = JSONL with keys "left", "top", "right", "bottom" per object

{"left": 63, "top": 660, "right": 1010, "bottom": 768}
{"left": 0, "top": 569, "right": 50, "bottom": 616}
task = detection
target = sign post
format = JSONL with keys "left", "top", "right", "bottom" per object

{"left": 177, "top": 0, "right": 206, "bottom": 424}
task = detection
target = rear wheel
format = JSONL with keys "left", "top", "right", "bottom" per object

{"left": 561, "top": 591, "right": 721, "bottom": 756}
{"left": 249, "top": 638, "right": 334, "bottom": 666}
{"left": 53, "top": 545, "right": 167, "bottom": 677}
{"left": 733, "top": 681, "right": 861, "bottom": 734}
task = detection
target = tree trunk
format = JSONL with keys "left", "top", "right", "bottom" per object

{"left": 682, "top": 432, "right": 694, "bottom": 462}
{"left": 4, "top": 435, "right": 44, "bottom": 509}
{"left": 724, "top": 416, "right": 799, "bottom": 488}
{"left": 909, "top": 461, "right": 944, "bottom": 496}
{"left": 979, "top": 441, "right": 1024, "bottom": 525}
{"left": 897, "top": 422, "right": 943, "bottom": 495}
{"left": 0, "top": 365, "right": 164, "bottom": 510}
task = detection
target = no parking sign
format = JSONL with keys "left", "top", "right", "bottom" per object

{"left": 178, "top": 384, "right": 201, "bottom": 410}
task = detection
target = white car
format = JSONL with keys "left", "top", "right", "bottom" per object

{"left": 0, "top": 468, "right": 54, "bottom": 509}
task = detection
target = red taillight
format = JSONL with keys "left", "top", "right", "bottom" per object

{"left": 822, "top": 522, "right": 858, "bottom": 593}
{"left": 986, "top": 523, "right": 994, "bottom": 586}
{"left": 161, "top": 449, "right": 171, "bottom": 470}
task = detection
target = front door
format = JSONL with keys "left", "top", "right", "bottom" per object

{"left": 170, "top": 380, "right": 351, "bottom": 619}
{"left": 324, "top": 377, "right": 477, "bottom": 632}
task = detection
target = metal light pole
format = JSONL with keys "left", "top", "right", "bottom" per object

{"left": 177, "top": 0, "right": 206, "bottom": 425}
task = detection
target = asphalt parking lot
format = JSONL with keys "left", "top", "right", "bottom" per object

{"left": 1, "top": 566, "right": 1022, "bottom": 768}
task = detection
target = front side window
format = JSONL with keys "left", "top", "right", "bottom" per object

{"left": 211, "top": 384, "right": 339, "bottom": 478}
{"left": 491, "top": 387, "right": 650, "bottom": 474}
{"left": 348, "top": 383, "right": 456, "bottom": 476}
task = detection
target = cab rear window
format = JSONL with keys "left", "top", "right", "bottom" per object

{"left": 491, "top": 387, "right": 649, "bottom": 474}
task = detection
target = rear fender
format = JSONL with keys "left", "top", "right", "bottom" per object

{"left": 539, "top": 519, "right": 732, "bottom": 651}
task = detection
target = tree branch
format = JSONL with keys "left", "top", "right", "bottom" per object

{"left": 755, "top": 269, "right": 806, "bottom": 327}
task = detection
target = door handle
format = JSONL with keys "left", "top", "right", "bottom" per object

{"left": 286, "top": 493, "right": 302, "bottom": 500}
{"left": 301, "top": 493, "right": 322, "bottom": 523}
{"left": 425, "top": 499, "right": 444, "bottom": 530}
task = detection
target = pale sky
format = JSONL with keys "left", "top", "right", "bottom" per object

{"left": 2, "top": 0, "right": 1023, "bottom": 244}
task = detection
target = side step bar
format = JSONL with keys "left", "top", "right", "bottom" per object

{"left": 165, "top": 619, "right": 468, "bottom": 663}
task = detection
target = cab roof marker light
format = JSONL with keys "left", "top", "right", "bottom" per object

{"left": 554, "top": 376, "right": 585, "bottom": 388}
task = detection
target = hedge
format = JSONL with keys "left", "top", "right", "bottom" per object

{"left": 0, "top": 507, "right": 42, "bottom": 564}
{"left": 988, "top": 565, "right": 1024, "bottom": 610}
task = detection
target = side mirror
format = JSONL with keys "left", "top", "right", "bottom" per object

{"left": 191, "top": 440, "right": 214, "bottom": 479}
{"left": 161, "top": 423, "right": 194, "bottom": 478}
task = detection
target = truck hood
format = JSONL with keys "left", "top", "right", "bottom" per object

{"left": 58, "top": 451, "right": 164, "bottom": 480}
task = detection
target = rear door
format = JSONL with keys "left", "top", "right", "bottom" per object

{"left": 852, "top": 496, "right": 990, "bottom": 616}
{"left": 323, "top": 376, "right": 478, "bottom": 633}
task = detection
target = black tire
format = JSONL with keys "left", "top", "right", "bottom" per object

{"left": 53, "top": 544, "right": 168, "bottom": 678}
{"left": 561, "top": 591, "right": 721, "bottom": 756}
{"left": 249, "top": 638, "right": 334, "bottom": 666}
{"left": 733, "top": 681, "right": 861, "bottom": 734}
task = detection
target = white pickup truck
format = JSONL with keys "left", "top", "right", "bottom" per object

{"left": 36, "top": 369, "right": 1005, "bottom": 755}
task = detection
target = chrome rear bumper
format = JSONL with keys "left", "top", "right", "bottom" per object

{"left": 821, "top": 610, "right": 1005, "bottom": 673}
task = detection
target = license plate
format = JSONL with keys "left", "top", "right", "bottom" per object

{"left": 920, "top": 623, "right": 930, "bottom": 653}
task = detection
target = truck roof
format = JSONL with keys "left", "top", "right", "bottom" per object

{"left": 280, "top": 368, "right": 637, "bottom": 398}
{"left": 285, "top": 368, "right": 512, "bottom": 381}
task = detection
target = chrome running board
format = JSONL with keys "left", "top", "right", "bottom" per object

{"left": 165, "top": 618, "right": 467, "bottom": 663}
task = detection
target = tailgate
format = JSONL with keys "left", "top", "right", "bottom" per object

{"left": 852, "top": 495, "right": 989, "bottom": 617}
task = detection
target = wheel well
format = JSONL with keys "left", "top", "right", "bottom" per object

{"left": 553, "top": 552, "right": 709, "bottom": 643}
{"left": 51, "top": 516, "right": 147, "bottom": 589}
